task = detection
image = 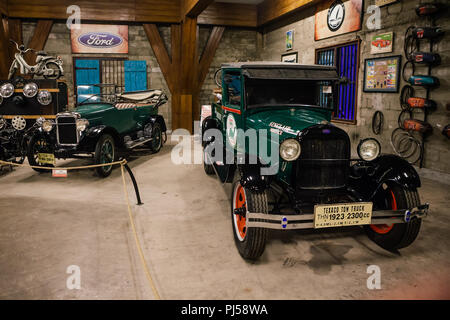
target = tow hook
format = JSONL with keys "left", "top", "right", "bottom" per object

{"left": 234, "top": 206, "right": 246, "bottom": 218}
{"left": 404, "top": 203, "right": 429, "bottom": 222}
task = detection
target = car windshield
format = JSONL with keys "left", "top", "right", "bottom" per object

{"left": 78, "top": 93, "right": 117, "bottom": 105}
{"left": 245, "top": 79, "right": 335, "bottom": 110}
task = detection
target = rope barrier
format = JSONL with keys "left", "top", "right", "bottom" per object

{"left": 0, "top": 159, "right": 161, "bottom": 300}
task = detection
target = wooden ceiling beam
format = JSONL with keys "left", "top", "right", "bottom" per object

{"left": 198, "top": 2, "right": 257, "bottom": 28}
{"left": 25, "top": 19, "right": 53, "bottom": 65}
{"left": 257, "top": 0, "right": 318, "bottom": 26}
{"left": 0, "top": 18, "right": 10, "bottom": 78}
{"left": 183, "top": 0, "right": 214, "bottom": 18}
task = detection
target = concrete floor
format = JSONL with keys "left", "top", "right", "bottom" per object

{"left": 0, "top": 141, "right": 449, "bottom": 300}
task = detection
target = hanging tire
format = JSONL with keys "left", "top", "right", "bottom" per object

{"left": 231, "top": 181, "right": 268, "bottom": 260}
{"left": 149, "top": 123, "right": 163, "bottom": 153}
{"left": 27, "top": 135, "right": 54, "bottom": 173}
{"left": 94, "top": 134, "right": 116, "bottom": 178}
{"left": 364, "top": 184, "right": 422, "bottom": 251}
{"left": 203, "top": 148, "right": 215, "bottom": 175}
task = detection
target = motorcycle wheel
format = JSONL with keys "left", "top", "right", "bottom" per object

{"left": 43, "top": 62, "right": 62, "bottom": 79}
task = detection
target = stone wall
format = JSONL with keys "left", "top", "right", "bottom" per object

{"left": 260, "top": 0, "right": 450, "bottom": 174}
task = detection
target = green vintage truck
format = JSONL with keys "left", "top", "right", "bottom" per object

{"left": 202, "top": 62, "right": 429, "bottom": 260}
{"left": 28, "top": 86, "right": 168, "bottom": 177}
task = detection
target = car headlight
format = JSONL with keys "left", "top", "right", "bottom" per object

{"left": 76, "top": 119, "right": 89, "bottom": 132}
{"left": 0, "top": 83, "right": 14, "bottom": 98}
{"left": 37, "top": 90, "right": 52, "bottom": 105}
{"left": 358, "top": 138, "right": 381, "bottom": 161}
{"left": 42, "top": 120, "right": 54, "bottom": 132}
{"left": 280, "top": 139, "right": 301, "bottom": 162}
{"left": 23, "top": 82, "right": 39, "bottom": 98}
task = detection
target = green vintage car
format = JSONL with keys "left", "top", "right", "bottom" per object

{"left": 28, "top": 86, "right": 168, "bottom": 177}
{"left": 202, "top": 62, "right": 429, "bottom": 260}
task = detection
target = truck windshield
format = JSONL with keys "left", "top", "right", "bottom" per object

{"left": 245, "top": 79, "right": 335, "bottom": 110}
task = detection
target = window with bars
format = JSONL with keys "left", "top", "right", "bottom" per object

{"left": 74, "top": 58, "right": 148, "bottom": 103}
{"left": 316, "top": 41, "right": 359, "bottom": 123}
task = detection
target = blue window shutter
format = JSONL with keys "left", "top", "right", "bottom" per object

{"left": 75, "top": 59, "right": 100, "bottom": 103}
{"left": 124, "top": 61, "right": 147, "bottom": 92}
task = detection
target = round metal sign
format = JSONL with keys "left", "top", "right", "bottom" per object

{"left": 327, "top": 0, "right": 346, "bottom": 32}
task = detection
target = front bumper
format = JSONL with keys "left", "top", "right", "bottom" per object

{"left": 245, "top": 204, "right": 429, "bottom": 230}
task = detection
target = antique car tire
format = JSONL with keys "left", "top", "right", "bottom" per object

{"left": 364, "top": 185, "right": 422, "bottom": 251}
{"left": 27, "top": 136, "right": 54, "bottom": 173}
{"left": 94, "top": 134, "right": 116, "bottom": 178}
{"left": 203, "top": 149, "right": 215, "bottom": 175}
{"left": 148, "top": 123, "right": 163, "bottom": 153}
{"left": 43, "top": 62, "right": 62, "bottom": 80}
{"left": 231, "top": 181, "right": 268, "bottom": 260}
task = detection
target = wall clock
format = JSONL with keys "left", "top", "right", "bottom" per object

{"left": 327, "top": 0, "right": 345, "bottom": 32}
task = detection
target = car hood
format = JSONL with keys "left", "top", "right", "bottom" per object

{"left": 245, "top": 107, "right": 332, "bottom": 138}
{"left": 74, "top": 103, "right": 115, "bottom": 120}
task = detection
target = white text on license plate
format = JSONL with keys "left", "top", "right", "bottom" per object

{"left": 314, "top": 202, "right": 373, "bottom": 229}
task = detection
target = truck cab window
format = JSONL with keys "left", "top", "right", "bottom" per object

{"left": 224, "top": 73, "right": 241, "bottom": 106}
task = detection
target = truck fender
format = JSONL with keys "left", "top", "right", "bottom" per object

{"left": 239, "top": 164, "right": 270, "bottom": 192}
{"left": 350, "top": 155, "right": 421, "bottom": 200}
{"left": 202, "top": 117, "right": 220, "bottom": 147}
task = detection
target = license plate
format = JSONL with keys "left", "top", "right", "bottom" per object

{"left": 314, "top": 202, "right": 373, "bottom": 229}
{"left": 38, "top": 153, "right": 55, "bottom": 165}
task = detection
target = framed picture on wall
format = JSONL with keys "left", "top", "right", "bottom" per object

{"left": 363, "top": 55, "right": 402, "bottom": 93}
{"left": 281, "top": 52, "right": 298, "bottom": 63}
{"left": 370, "top": 32, "right": 394, "bottom": 54}
{"left": 286, "top": 30, "right": 294, "bottom": 50}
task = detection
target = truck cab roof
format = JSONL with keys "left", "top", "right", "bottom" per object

{"left": 221, "top": 62, "right": 339, "bottom": 81}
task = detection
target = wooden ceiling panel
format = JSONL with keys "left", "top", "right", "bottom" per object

{"left": 198, "top": 2, "right": 257, "bottom": 27}
{"left": 258, "top": 0, "right": 318, "bottom": 26}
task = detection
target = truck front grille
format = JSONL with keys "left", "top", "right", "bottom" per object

{"left": 296, "top": 125, "right": 350, "bottom": 190}
{"left": 56, "top": 115, "right": 78, "bottom": 145}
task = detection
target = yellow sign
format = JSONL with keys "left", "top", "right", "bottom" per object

{"left": 314, "top": 202, "right": 373, "bottom": 229}
{"left": 38, "top": 153, "right": 55, "bottom": 165}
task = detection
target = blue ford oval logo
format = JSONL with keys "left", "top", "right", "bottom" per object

{"left": 78, "top": 32, "right": 123, "bottom": 48}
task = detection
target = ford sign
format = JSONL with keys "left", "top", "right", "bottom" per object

{"left": 78, "top": 32, "right": 123, "bottom": 49}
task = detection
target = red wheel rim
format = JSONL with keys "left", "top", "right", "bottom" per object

{"left": 234, "top": 185, "right": 247, "bottom": 240}
{"left": 370, "top": 190, "right": 396, "bottom": 234}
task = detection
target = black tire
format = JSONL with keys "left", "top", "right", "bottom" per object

{"left": 149, "top": 123, "right": 163, "bottom": 153}
{"left": 94, "top": 134, "right": 116, "bottom": 178}
{"left": 231, "top": 181, "right": 268, "bottom": 260}
{"left": 43, "top": 62, "right": 62, "bottom": 79}
{"left": 203, "top": 148, "right": 215, "bottom": 175}
{"left": 364, "top": 184, "right": 422, "bottom": 251}
{"left": 27, "top": 135, "right": 54, "bottom": 173}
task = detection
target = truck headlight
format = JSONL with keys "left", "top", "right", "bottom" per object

{"left": 42, "top": 120, "right": 54, "bottom": 132}
{"left": 358, "top": 138, "right": 381, "bottom": 161}
{"left": 37, "top": 90, "right": 52, "bottom": 105}
{"left": 23, "top": 82, "right": 39, "bottom": 98}
{"left": 0, "top": 83, "right": 14, "bottom": 98}
{"left": 76, "top": 119, "right": 89, "bottom": 132}
{"left": 0, "top": 117, "right": 6, "bottom": 130}
{"left": 280, "top": 139, "right": 301, "bottom": 162}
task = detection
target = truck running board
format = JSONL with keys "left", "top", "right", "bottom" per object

{"left": 125, "top": 137, "right": 153, "bottom": 149}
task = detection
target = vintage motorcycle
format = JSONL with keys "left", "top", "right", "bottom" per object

{"left": 0, "top": 116, "right": 42, "bottom": 164}
{"left": 8, "top": 40, "right": 64, "bottom": 80}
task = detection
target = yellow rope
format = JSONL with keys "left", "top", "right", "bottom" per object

{"left": 0, "top": 159, "right": 161, "bottom": 300}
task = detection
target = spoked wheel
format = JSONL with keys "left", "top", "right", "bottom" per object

{"left": 44, "top": 62, "right": 62, "bottom": 79}
{"left": 231, "top": 181, "right": 268, "bottom": 260}
{"left": 94, "top": 134, "right": 115, "bottom": 178}
{"left": 364, "top": 184, "right": 422, "bottom": 251}
{"left": 27, "top": 135, "right": 54, "bottom": 173}
{"left": 149, "top": 123, "right": 163, "bottom": 153}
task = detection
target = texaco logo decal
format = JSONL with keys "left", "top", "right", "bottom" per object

{"left": 226, "top": 114, "right": 238, "bottom": 148}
